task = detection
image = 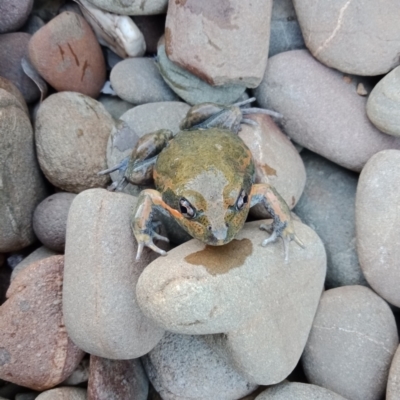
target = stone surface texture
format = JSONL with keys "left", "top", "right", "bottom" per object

{"left": 356, "top": 149, "right": 400, "bottom": 307}
{"left": 11, "top": 246, "right": 59, "bottom": 281}
{"left": 0, "top": 256, "right": 84, "bottom": 390}
{"left": 29, "top": 12, "right": 106, "bottom": 98}
{"left": 293, "top": 0, "right": 400, "bottom": 76}
{"left": 239, "top": 114, "right": 306, "bottom": 217}
{"left": 0, "top": 0, "right": 34, "bottom": 33}
{"left": 0, "top": 90, "right": 48, "bottom": 252}
{"left": 256, "top": 381, "right": 348, "bottom": 399}
{"left": 143, "top": 332, "right": 257, "bottom": 400}
{"left": 33, "top": 192, "right": 77, "bottom": 252}
{"left": 295, "top": 150, "right": 366, "bottom": 288}
{"left": 303, "top": 285, "right": 399, "bottom": 400}
{"left": 35, "top": 92, "right": 114, "bottom": 193}
{"left": 157, "top": 44, "right": 246, "bottom": 105}
{"left": 88, "top": 356, "right": 148, "bottom": 400}
{"left": 86, "top": 0, "right": 167, "bottom": 15}
{"left": 255, "top": 50, "right": 400, "bottom": 171}
{"left": 269, "top": 0, "right": 305, "bottom": 57}
{"left": 0, "top": 77, "right": 29, "bottom": 114}
{"left": 137, "top": 219, "right": 326, "bottom": 384}
{"left": 387, "top": 345, "right": 400, "bottom": 400}
{"left": 110, "top": 58, "right": 178, "bottom": 104}
{"left": 165, "top": 0, "right": 272, "bottom": 88}
{"left": 0, "top": 32, "right": 40, "bottom": 102}
{"left": 35, "top": 387, "right": 87, "bottom": 400}
{"left": 367, "top": 66, "right": 400, "bottom": 137}
{"left": 64, "top": 189, "right": 165, "bottom": 359}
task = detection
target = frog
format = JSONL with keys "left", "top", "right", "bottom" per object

{"left": 99, "top": 97, "right": 303, "bottom": 262}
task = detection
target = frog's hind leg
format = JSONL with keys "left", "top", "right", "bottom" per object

{"left": 237, "top": 97, "right": 283, "bottom": 119}
{"left": 98, "top": 157, "right": 129, "bottom": 191}
{"left": 250, "top": 183, "right": 304, "bottom": 262}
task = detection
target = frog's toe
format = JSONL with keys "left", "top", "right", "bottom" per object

{"left": 135, "top": 235, "right": 168, "bottom": 260}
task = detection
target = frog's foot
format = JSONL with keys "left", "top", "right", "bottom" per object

{"left": 180, "top": 97, "right": 282, "bottom": 134}
{"left": 260, "top": 221, "right": 304, "bottom": 263}
{"left": 250, "top": 183, "right": 304, "bottom": 262}
{"left": 98, "top": 157, "right": 129, "bottom": 191}
{"left": 135, "top": 230, "right": 169, "bottom": 260}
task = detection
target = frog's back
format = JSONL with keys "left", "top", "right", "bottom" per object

{"left": 154, "top": 129, "right": 254, "bottom": 194}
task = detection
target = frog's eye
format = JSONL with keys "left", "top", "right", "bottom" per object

{"left": 236, "top": 190, "right": 248, "bottom": 211}
{"left": 179, "top": 198, "right": 196, "bottom": 219}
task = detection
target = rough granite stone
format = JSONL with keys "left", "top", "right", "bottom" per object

{"left": 165, "top": 0, "right": 272, "bottom": 88}
{"left": 295, "top": 150, "right": 366, "bottom": 288}
{"left": 35, "top": 92, "right": 114, "bottom": 193}
{"left": 11, "top": 246, "right": 59, "bottom": 281}
{"left": 0, "top": 90, "right": 48, "bottom": 252}
{"left": 64, "top": 189, "right": 165, "bottom": 359}
{"left": 33, "top": 193, "right": 76, "bottom": 252}
{"left": 143, "top": 332, "right": 257, "bottom": 400}
{"left": 88, "top": 356, "right": 148, "bottom": 400}
{"left": 137, "top": 219, "right": 326, "bottom": 384}
{"left": 0, "top": 256, "right": 84, "bottom": 390}
{"left": 356, "top": 150, "right": 400, "bottom": 307}
{"left": 157, "top": 44, "right": 246, "bottom": 105}
{"left": 303, "top": 285, "right": 399, "bottom": 400}
{"left": 110, "top": 58, "right": 178, "bottom": 104}
{"left": 254, "top": 50, "right": 400, "bottom": 171}
{"left": 367, "top": 66, "right": 400, "bottom": 137}
{"left": 293, "top": 0, "right": 400, "bottom": 76}
{"left": 256, "top": 381, "right": 347, "bottom": 399}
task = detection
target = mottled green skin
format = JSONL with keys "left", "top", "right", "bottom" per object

{"left": 153, "top": 128, "right": 255, "bottom": 245}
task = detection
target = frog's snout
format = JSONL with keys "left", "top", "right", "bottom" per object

{"left": 209, "top": 225, "right": 228, "bottom": 244}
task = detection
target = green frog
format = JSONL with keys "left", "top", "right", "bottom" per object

{"left": 99, "top": 98, "right": 303, "bottom": 261}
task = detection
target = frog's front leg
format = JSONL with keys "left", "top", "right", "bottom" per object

{"left": 133, "top": 189, "right": 183, "bottom": 260}
{"left": 250, "top": 184, "right": 304, "bottom": 262}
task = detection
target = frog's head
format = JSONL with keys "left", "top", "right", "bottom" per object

{"left": 164, "top": 168, "right": 253, "bottom": 246}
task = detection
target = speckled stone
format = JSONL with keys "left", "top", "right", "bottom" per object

{"left": 356, "top": 150, "right": 400, "bottom": 307}
{"left": 0, "top": 0, "right": 34, "bottom": 33}
{"left": 0, "top": 90, "right": 48, "bottom": 252}
{"left": 256, "top": 381, "right": 347, "bottom": 399}
{"left": 137, "top": 219, "right": 326, "bottom": 384}
{"left": 295, "top": 150, "right": 366, "bottom": 288}
{"left": 88, "top": 356, "right": 148, "bottom": 400}
{"left": 0, "top": 76, "right": 28, "bottom": 114}
{"left": 33, "top": 193, "right": 76, "bottom": 252}
{"left": 303, "top": 285, "right": 399, "bottom": 400}
{"left": 0, "top": 256, "right": 84, "bottom": 390}
{"left": 35, "top": 92, "right": 114, "bottom": 193}
{"left": 143, "top": 332, "right": 257, "bottom": 400}
{"left": 64, "top": 189, "right": 165, "bottom": 359}
{"left": 293, "top": 0, "right": 400, "bottom": 76}
{"left": 254, "top": 50, "right": 400, "bottom": 171}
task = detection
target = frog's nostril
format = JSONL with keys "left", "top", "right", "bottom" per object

{"left": 207, "top": 225, "right": 212, "bottom": 231}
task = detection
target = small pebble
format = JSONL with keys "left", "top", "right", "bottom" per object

{"left": 33, "top": 192, "right": 77, "bottom": 252}
{"left": 35, "top": 387, "right": 87, "bottom": 400}
{"left": 0, "top": 0, "right": 33, "bottom": 33}
{"left": 84, "top": 0, "right": 167, "bottom": 15}
{"left": 110, "top": 58, "right": 178, "bottom": 104}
